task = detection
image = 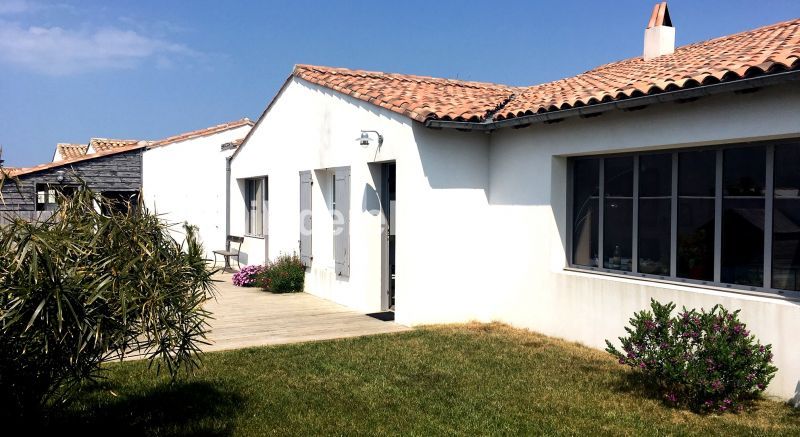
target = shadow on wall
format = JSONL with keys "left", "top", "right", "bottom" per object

{"left": 792, "top": 381, "right": 800, "bottom": 407}
{"left": 362, "top": 182, "right": 380, "bottom": 216}
{"left": 411, "top": 123, "right": 489, "bottom": 195}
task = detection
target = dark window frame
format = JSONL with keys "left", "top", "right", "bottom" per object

{"left": 566, "top": 138, "right": 800, "bottom": 300}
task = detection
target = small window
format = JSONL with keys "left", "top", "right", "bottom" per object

{"left": 245, "top": 178, "right": 267, "bottom": 236}
{"left": 101, "top": 191, "right": 139, "bottom": 215}
{"left": 35, "top": 184, "right": 75, "bottom": 211}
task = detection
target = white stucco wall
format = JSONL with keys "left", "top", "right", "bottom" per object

{"left": 230, "top": 77, "right": 492, "bottom": 318}
{"left": 142, "top": 125, "right": 252, "bottom": 260}
{"left": 486, "top": 83, "right": 800, "bottom": 401}
{"left": 231, "top": 75, "right": 800, "bottom": 400}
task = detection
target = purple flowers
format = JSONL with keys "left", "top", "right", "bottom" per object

{"left": 605, "top": 299, "right": 778, "bottom": 413}
{"left": 232, "top": 265, "right": 266, "bottom": 287}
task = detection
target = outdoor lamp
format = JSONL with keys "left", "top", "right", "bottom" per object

{"left": 356, "top": 130, "right": 383, "bottom": 149}
{"left": 56, "top": 170, "right": 65, "bottom": 183}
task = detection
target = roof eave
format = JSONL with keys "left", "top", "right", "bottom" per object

{"left": 425, "top": 70, "right": 800, "bottom": 131}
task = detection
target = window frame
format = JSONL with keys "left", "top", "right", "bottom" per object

{"left": 244, "top": 177, "right": 267, "bottom": 238}
{"left": 566, "top": 138, "right": 800, "bottom": 300}
{"left": 35, "top": 183, "right": 77, "bottom": 211}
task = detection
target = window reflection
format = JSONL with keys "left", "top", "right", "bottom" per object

{"left": 638, "top": 154, "right": 672, "bottom": 275}
{"left": 603, "top": 157, "right": 633, "bottom": 271}
{"left": 677, "top": 150, "right": 716, "bottom": 281}
{"left": 773, "top": 144, "right": 800, "bottom": 291}
{"left": 721, "top": 147, "right": 765, "bottom": 287}
{"left": 572, "top": 159, "right": 599, "bottom": 267}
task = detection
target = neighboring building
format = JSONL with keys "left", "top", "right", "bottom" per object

{"left": 1, "top": 120, "right": 252, "bottom": 261}
{"left": 229, "top": 5, "right": 800, "bottom": 400}
{"left": 0, "top": 143, "right": 146, "bottom": 223}
{"left": 141, "top": 119, "right": 253, "bottom": 259}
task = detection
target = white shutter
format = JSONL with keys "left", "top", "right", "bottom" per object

{"left": 334, "top": 167, "right": 350, "bottom": 277}
{"left": 299, "top": 171, "right": 313, "bottom": 266}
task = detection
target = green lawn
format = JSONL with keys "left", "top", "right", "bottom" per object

{"left": 50, "top": 324, "right": 799, "bottom": 436}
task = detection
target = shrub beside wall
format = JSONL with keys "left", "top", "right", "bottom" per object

{"left": 606, "top": 299, "right": 777, "bottom": 413}
{"left": 258, "top": 253, "right": 305, "bottom": 293}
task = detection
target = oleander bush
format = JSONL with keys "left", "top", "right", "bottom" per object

{"left": 258, "top": 253, "right": 305, "bottom": 293}
{"left": 606, "top": 299, "right": 777, "bottom": 413}
{"left": 232, "top": 265, "right": 266, "bottom": 287}
{"left": 0, "top": 186, "right": 215, "bottom": 421}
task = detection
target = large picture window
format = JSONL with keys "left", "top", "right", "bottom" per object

{"left": 569, "top": 140, "right": 800, "bottom": 297}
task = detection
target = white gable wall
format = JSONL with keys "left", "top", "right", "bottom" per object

{"left": 486, "top": 83, "right": 800, "bottom": 400}
{"left": 230, "top": 77, "right": 493, "bottom": 319}
{"left": 142, "top": 125, "right": 251, "bottom": 260}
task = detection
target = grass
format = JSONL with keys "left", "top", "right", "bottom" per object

{"left": 48, "top": 324, "right": 799, "bottom": 436}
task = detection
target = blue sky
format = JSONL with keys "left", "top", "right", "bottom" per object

{"left": 1, "top": 0, "right": 799, "bottom": 167}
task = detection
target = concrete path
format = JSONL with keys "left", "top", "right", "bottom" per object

{"left": 202, "top": 273, "right": 410, "bottom": 352}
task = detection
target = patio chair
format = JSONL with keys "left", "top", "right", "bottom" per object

{"left": 213, "top": 235, "right": 244, "bottom": 271}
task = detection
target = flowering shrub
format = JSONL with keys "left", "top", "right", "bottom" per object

{"left": 606, "top": 299, "right": 777, "bottom": 413}
{"left": 232, "top": 265, "right": 265, "bottom": 287}
{"left": 257, "top": 253, "right": 305, "bottom": 293}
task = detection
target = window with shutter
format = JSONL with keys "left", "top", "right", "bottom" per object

{"left": 334, "top": 167, "right": 350, "bottom": 277}
{"left": 299, "top": 171, "right": 313, "bottom": 266}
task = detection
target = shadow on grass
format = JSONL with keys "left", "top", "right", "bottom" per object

{"left": 610, "top": 370, "right": 776, "bottom": 415}
{"left": 47, "top": 381, "right": 243, "bottom": 436}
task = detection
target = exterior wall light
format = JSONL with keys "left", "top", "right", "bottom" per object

{"left": 56, "top": 170, "right": 65, "bottom": 183}
{"left": 356, "top": 130, "right": 383, "bottom": 149}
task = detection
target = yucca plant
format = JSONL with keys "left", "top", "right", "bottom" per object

{"left": 0, "top": 185, "right": 216, "bottom": 421}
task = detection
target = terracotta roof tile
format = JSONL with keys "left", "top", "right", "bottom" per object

{"left": 292, "top": 17, "right": 800, "bottom": 124}
{"left": 55, "top": 143, "right": 88, "bottom": 160}
{"left": 89, "top": 138, "right": 141, "bottom": 152}
{"left": 12, "top": 118, "right": 253, "bottom": 178}
{"left": 293, "top": 65, "right": 516, "bottom": 123}
{"left": 498, "top": 18, "right": 800, "bottom": 120}
{"left": 10, "top": 142, "right": 146, "bottom": 177}
{"left": 147, "top": 118, "right": 253, "bottom": 149}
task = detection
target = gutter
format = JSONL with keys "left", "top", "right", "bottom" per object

{"left": 425, "top": 70, "right": 800, "bottom": 131}
{"left": 225, "top": 156, "right": 231, "bottom": 239}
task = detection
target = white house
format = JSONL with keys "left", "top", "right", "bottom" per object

{"left": 142, "top": 119, "right": 253, "bottom": 260}
{"left": 229, "top": 5, "right": 800, "bottom": 401}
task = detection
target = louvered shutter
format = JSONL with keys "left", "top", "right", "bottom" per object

{"left": 299, "top": 171, "right": 312, "bottom": 266}
{"left": 334, "top": 167, "right": 350, "bottom": 277}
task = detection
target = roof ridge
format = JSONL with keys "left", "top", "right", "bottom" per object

{"left": 294, "top": 64, "right": 514, "bottom": 90}
{"left": 585, "top": 17, "right": 800, "bottom": 75}
{"left": 147, "top": 117, "right": 254, "bottom": 148}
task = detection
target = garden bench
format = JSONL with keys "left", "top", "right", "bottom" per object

{"left": 213, "top": 235, "right": 244, "bottom": 271}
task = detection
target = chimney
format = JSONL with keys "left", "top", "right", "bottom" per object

{"left": 644, "top": 2, "right": 674, "bottom": 60}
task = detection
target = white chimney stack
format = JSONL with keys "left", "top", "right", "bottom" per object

{"left": 644, "top": 2, "right": 675, "bottom": 60}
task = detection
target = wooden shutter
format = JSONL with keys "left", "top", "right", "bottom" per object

{"left": 334, "top": 167, "right": 350, "bottom": 277}
{"left": 299, "top": 171, "right": 313, "bottom": 266}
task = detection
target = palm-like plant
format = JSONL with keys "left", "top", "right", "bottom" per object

{"left": 0, "top": 185, "right": 216, "bottom": 420}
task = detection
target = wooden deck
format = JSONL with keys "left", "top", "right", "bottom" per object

{"left": 202, "top": 273, "right": 409, "bottom": 352}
